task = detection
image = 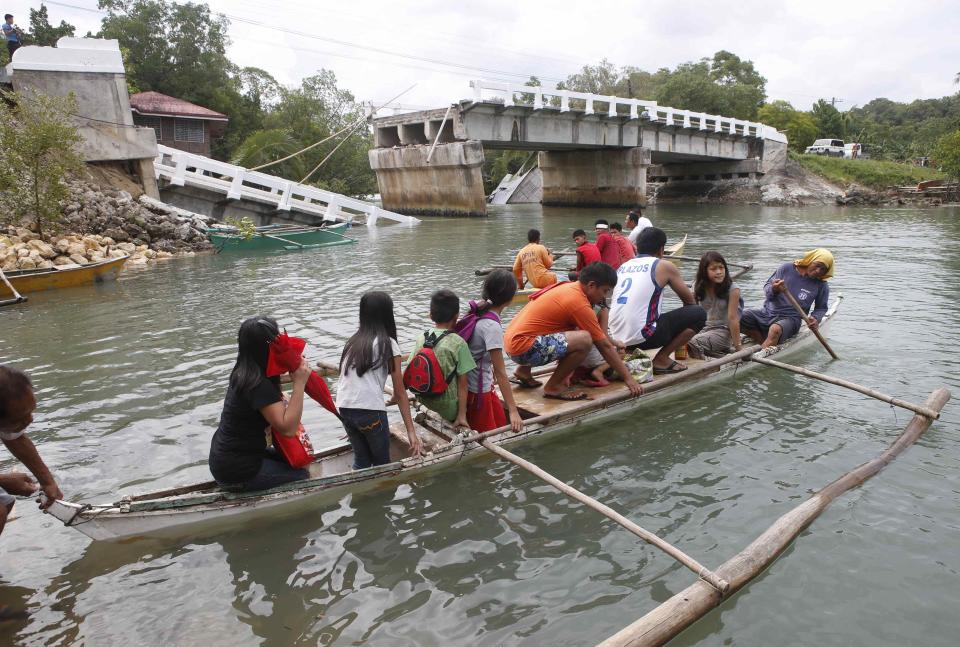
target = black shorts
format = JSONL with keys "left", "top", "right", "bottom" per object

{"left": 740, "top": 308, "right": 801, "bottom": 343}
{"left": 631, "top": 305, "right": 706, "bottom": 350}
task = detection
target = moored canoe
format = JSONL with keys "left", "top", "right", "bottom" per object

{"left": 0, "top": 256, "right": 128, "bottom": 298}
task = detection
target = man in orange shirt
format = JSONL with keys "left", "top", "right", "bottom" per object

{"left": 504, "top": 263, "right": 644, "bottom": 401}
{"left": 512, "top": 229, "right": 557, "bottom": 288}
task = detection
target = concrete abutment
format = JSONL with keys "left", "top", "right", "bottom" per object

{"left": 539, "top": 147, "right": 650, "bottom": 208}
{"left": 368, "top": 141, "right": 487, "bottom": 217}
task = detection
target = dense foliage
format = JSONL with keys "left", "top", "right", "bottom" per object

{"left": 0, "top": 92, "right": 83, "bottom": 239}
{"left": 933, "top": 130, "right": 960, "bottom": 180}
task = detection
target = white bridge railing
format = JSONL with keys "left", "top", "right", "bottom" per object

{"left": 470, "top": 80, "right": 787, "bottom": 143}
{"left": 153, "top": 145, "right": 419, "bottom": 226}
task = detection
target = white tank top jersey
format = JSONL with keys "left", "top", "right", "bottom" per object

{"left": 608, "top": 255, "right": 662, "bottom": 346}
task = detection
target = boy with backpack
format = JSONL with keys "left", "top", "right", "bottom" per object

{"left": 404, "top": 289, "right": 476, "bottom": 429}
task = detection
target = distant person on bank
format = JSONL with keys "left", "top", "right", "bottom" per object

{"left": 512, "top": 228, "right": 556, "bottom": 288}
{"left": 503, "top": 262, "right": 644, "bottom": 401}
{"left": 0, "top": 365, "right": 64, "bottom": 536}
{"left": 608, "top": 227, "right": 706, "bottom": 375}
{"left": 741, "top": 249, "right": 833, "bottom": 349}
{"left": 3, "top": 14, "right": 21, "bottom": 60}
{"left": 626, "top": 209, "right": 652, "bottom": 247}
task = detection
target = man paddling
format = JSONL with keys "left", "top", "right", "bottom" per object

{"left": 0, "top": 365, "right": 63, "bottom": 536}
{"left": 512, "top": 229, "right": 557, "bottom": 288}
{"left": 608, "top": 228, "right": 706, "bottom": 374}
{"left": 504, "top": 262, "right": 643, "bottom": 401}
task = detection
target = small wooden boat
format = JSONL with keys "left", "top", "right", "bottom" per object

{"left": 509, "top": 234, "right": 689, "bottom": 306}
{"left": 208, "top": 223, "right": 355, "bottom": 252}
{"left": 0, "top": 256, "right": 128, "bottom": 299}
{"left": 47, "top": 296, "right": 842, "bottom": 541}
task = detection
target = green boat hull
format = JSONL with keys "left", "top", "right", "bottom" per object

{"left": 208, "top": 223, "right": 355, "bottom": 252}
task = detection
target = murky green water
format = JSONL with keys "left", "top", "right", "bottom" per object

{"left": 1, "top": 203, "right": 959, "bottom": 646}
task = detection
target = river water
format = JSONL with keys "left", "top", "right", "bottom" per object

{"left": 1, "top": 203, "right": 958, "bottom": 646}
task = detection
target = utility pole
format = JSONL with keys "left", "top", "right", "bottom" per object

{"left": 830, "top": 96, "right": 845, "bottom": 107}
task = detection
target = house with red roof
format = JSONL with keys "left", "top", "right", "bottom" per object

{"left": 129, "top": 91, "right": 228, "bottom": 157}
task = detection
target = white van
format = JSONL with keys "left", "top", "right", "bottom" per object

{"left": 805, "top": 139, "right": 845, "bottom": 156}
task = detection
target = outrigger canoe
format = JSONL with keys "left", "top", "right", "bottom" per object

{"left": 0, "top": 256, "right": 128, "bottom": 299}
{"left": 509, "top": 234, "right": 688, "bottom": 306}
{"left": 47, "top": 295, "right": 842, "bottom": 541}
{"left": 208, "top": 223, "right": 354, "bottom": 252}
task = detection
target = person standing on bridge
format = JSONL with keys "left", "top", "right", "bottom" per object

{"left": 512, "top": 229, "right": 557, "bottom": 289}
{"left": 3, "top": 14, "right": 22, "bottom": 61}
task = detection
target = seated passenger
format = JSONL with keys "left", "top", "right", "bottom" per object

{"left": 209, "top": 316, "right": 312, "bottom": 492}
{"left": 741, "top": 249, "right": 833, "bottom": 349}
{"left": 568, "top": 228, "right": 601, "bottom": 281}
{"left": 608, "top": 227, "right": 707, "bottom": 375}
{"left": 512, "top": 228, "right": 557, "bottom": 289}
{"left": 610, "top": 222, "right": 636, "bottom": 267}
{"left": 503, "top": 262, "right": 643, "bottom": 401}
{"left": 688, "top": 251, "right": 744, "bottom": 359}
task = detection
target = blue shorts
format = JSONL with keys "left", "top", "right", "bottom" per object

{"left": 510, "top": 333, "right": 569, "bottom": 367}
{"left": 740, "top": 309, "right": 801, "bottom": 343}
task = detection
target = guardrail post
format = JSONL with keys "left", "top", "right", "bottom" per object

{"left": 171, "top": 152, "right": 186, "bottom": 186}
{"left": 324, "top": 198, "right": 340, "bottom": 222}
{"left": 729, "top": 120, "right": 737, "bottom": 135}
{"left": 368, "top": 206, "right": 380, "bottom": 227}
{"left": 227, "top": 169, "right": 243, "bottom": 200}
{"left": 534, "top": 88, "right": 543, "bottom": 110}
{"left": 560, "top": 93, "right": 569, "bottom": 113}
{"left": 608, "top": 96, "right": 618, "bottom": 117}
{"left": 278, "top": 182, "right": 292, "bottom": 211}
{"left": 682, "top": 112, "right": 692, "bottom": 128}
{"left": 699, "top": 113, "right": 708, "bottom": 130}
{"left": 585, "top": 95, "right": 594, "bottom": 115}
{"left": 629, "top": 101, "right": 638, "bottom": 120}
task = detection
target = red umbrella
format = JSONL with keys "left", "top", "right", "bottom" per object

{"left": 267, "top": 331, "right": 339, "bottom": 417}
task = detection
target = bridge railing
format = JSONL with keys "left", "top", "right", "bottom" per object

{"left": 153, "top": 145, "right": 419, "bottom": 226}
{"left": 470, "top": 80, "right": 787, "bottom": 143}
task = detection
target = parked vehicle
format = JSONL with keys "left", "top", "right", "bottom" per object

{"left": 805, "top": 139, "right": 845, "bottom": 156}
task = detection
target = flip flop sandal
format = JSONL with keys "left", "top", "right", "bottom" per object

{"left": 579, "top": 378, "right": 611, "bottom": 388}
{"left": 653, "top": 360, "right": 688, "bottom": 375}
{"left": 510, "top": 376, "right": 543, "bottom": 388}
{"left": 543, "top": 391, "right": 591, "bottom": 401}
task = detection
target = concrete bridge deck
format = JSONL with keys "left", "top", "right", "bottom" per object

{"left": 368, "top": 80, "right": 787, "bottom": 216}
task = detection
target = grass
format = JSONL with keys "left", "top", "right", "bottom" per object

{"left": 789, "top": 152, "right": 945, "bottom": 190}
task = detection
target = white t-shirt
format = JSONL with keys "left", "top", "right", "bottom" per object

{"left": 336, "top": 337, "right": 401, "bottom": 411}
{"left": 628, "top": 217, "right": 653, "bottom": 245}
{"left": 467, "top": 317, "right": 503, "bottom": 394}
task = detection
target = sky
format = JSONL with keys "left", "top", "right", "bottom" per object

{"left": 9, "top": 0, "right": 960, "bottom": 114}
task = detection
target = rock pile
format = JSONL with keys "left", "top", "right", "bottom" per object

{"left": 1, "top": 180, "right": 214, "bottom": 271}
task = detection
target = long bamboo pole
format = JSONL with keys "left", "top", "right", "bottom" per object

{"left": 752, "top": 355, "right": 940, "bottom": 419}
{"left": 781, "top": 287, "right": 839, "bottom": 359}
{"left": 596, "top": 387, "right": 951, "bottom": 647}
{"left": 481, "top": 439, "right": 729, "bottom": 593}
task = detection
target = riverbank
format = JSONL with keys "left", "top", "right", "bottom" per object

{"left": 650, "top": 155, "right": 953, "bottom": 207}
{"left": 0, "top": 177, "right": 213, "bottom": 271}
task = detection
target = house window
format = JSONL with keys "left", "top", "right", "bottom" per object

{"left": 174, "top": 119, "right": 205, "bottom": 143}
{"left": 140, "top": 115, "right": 162, "bottom": 140}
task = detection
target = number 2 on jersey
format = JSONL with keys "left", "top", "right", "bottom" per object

{"left": 616, "top": 278, "right": 633, "bottom": 304}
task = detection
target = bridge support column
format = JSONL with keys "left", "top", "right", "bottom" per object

{"left": 368, "top": 141, "right": 486, "bottom": 217}
{"left": 539, "top": 147, "right": 651, "bottom": 208}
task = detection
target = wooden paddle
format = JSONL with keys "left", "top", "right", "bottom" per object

{"left": 781, "top": 287, "right": 838, "bottom": 359}
{"left": 0, "top": 266, "right": 27, "bottom": 305}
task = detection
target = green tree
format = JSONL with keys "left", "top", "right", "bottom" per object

{"left": 757, "top": 100, "right": 818, "bottom": 151}
{"left": 656, "top": 51, "right": 766, "bottom": 119}
{"left": 96, "top": 0, "right": 263, "bottom": 159}
{"left": 28, "top": 4, "right": 76, "bottom": 46}
{"left": 0, "top": 92, "right": 83, "bottom": 240}
{"left": 934, "top": 129, "right": 960, "bottom": 179}
{"left": 811, "top": 99, "right": 845, "bottom": 139}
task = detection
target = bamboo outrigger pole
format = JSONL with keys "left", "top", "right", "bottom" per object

{"left": 0, "top": 266, "right": 27, "bottom": 306}
{"left": 597, "top": 387, "right": 951, "bottom": 647}
{"left": 480, "top": 439, "right": 729, "bottom": 593}
{"left": 752, "top": 355, "right": 940, "bottom": 419}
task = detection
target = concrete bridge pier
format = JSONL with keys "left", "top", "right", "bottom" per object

{"left": 368, "top": 141, "right": 486, "bottom": 217}
{"left": 539, "top": 147, "right": 651, "bottom": 208}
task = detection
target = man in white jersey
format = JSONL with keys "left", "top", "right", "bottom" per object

{"left": 608, "top": 228, "right": 706, "bottom": 374}
{"left": 626, "top": 209, "right": 652, "bottom": 248}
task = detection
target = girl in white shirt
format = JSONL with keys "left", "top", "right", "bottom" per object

{"left": 338, "top": 291, "right": 421, "bottom": 468}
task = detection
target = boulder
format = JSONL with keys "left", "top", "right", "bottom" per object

{"left": 27, "top": 239, "right": 57, "bottom": 259}
{"left": 102, "top": 227, "right": 129, "bottom": 242}
{"left": 66, "top": 242, "right": 87, "bottom": 257}
{"left": 53, "top": 255, "right": 74, "bottom": 266}
{"left": 116, "top": 242, "right": 137, "bottom": 253}
{"left": 17, "top": 258, "right": 37, "bottom": 269}
{"left": 100, "top": 237, "right": 116, "bottom": 246}
{"left": 68, "top": 253, "right": 89, "bottom": 265}
{"left": 37, "top": 260, "right": 55, "bottom": 269}
{"left": 54, "top": 239, "right": 72, "bottom": 254}
{"left": 107, "top": 248, "right": 127, "bottom": 259}
{"left": 81, "top": 236, "right": 101, "bottom": 250}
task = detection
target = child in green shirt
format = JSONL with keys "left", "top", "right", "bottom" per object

{"left": 408, "top": 289, "right": 476, "bottom": 427}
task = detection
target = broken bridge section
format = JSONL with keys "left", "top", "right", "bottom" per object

{"left": 369, "top": 80, "right": 788, "bottom": 216}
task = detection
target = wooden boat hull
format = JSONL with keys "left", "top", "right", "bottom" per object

{"left": 510, "top": 234, "right": 689, "bottom": 306}
{"left": 209, "top": 223, "right": 354, "bottom": 252}
{"left": 0, "top": 256, "right": 128, "bottom": 297}
{"left": 48, "top": 296, "right": 842, "bottom": 541}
